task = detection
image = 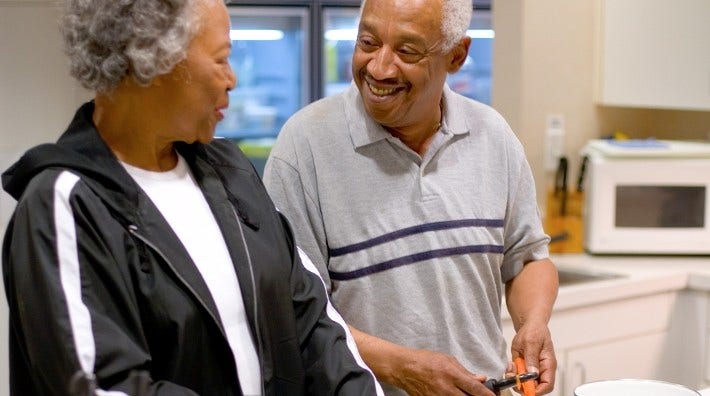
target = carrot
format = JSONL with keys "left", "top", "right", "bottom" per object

{"left": 514, "top": 357, "right": 536, "bottom": 396}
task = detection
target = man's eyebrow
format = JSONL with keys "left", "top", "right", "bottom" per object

{"left": 357, "top": 20, "right": 429, "bottom": 47}
{"left": 356, "top": 19, "right": 375, "bottom": 34}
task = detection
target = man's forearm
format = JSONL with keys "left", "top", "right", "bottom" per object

{"left": 348, "top": 325, "right": 408, "bottom": 385}
{"left": 505, "top": 258, "right": 559, "bottom": 330}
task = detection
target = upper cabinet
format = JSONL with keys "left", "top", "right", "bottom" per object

{"left": 595, "top": 0, "right": 710, "bottom": 111}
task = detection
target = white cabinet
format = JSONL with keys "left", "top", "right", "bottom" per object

{"left": 554, "top": 291, "right": 677, "bottom": 394}
{"left": 704, "top": 292, "right": 710, "bottom": 388}
{"left": 504, "top": 291, "right": 680, "bottom": 395}
{"left": 595, "top": 0, "right": 710, "bottom": 110}
{"left": 563, "top": 331, "right": 669, "bottom": 395}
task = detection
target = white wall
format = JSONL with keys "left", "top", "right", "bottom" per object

{"left": 0, "top": 2, "right": 87, "bottom": 152}
{"left": 1, "top": 2, "right": 90, "bottom": 395}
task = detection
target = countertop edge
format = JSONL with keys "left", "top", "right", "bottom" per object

{"left": 501, "top": 255, "right": 710, "bottom": 321}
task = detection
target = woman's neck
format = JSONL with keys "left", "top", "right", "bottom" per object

{"left": 93, "top": 88, "right": 178, "bottom": 172}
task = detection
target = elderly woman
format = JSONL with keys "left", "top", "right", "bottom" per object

{"left": 1, "top": 0, "right": 382, "bottom": 395}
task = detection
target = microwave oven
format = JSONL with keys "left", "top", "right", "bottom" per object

{"left": 583, "top": 139, "right": 710, "bottom": 255}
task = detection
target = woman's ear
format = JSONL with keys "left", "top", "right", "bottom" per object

{"left": 447, "top": 36, "right": 471, "bottom": 73}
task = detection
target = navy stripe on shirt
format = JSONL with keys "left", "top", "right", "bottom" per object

{"left": 327, "top": 218, "right": 505, "bottom": 281}
{"left": 329, "top": 244, "right": 504, "bottom": 281}
{"left": 328, "top": 219, "right": 504, "bottom": 257}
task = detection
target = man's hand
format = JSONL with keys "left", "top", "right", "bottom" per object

{"left": 349, "top": 326, "right": 495, "bottom": 396}
{"left": 509, "top": 320, "right": 557, "bottom": 395}
{"left": 392, "top": 348, "right": 496, "bottom": 396}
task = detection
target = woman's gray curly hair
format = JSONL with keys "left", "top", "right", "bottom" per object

{"left": 60, "top": 0, "right": 205, "bottom": 93}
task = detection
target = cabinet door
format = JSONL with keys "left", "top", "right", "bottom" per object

{"left": 597, "top": 0, "right": 710, "bottom": 110}
{"left": 563, "top": 331, "right": 670, "bottom": 395}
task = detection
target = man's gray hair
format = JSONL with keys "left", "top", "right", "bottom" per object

{"left": 60, "top": 0, "right": 204, "bottom": 93}
{"left": 440, "top": 0, "right": 472, "bottom": 53}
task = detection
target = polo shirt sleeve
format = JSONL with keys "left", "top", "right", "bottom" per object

{"left": 500, "top": 134, "right": 551, "bottom": 283}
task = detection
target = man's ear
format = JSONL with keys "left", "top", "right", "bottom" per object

{"left": 447, "top": 36, "right": 471, "bottom": 73}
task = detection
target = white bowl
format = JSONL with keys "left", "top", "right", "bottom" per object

{"left": 575, "top": 379, "right": 700, "bottom": 396}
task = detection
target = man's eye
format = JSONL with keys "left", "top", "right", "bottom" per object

{"left": 399, "top": 46, "right": 418, "bottom": 54}
{"left": 398, "top": 49, "right": 425, "bottom": 63}
{"left": 357, "top": 37, "right": 378, "bottom": 51}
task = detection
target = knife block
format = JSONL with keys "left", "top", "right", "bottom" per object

{"left": 544, "top": 188, "right": 584, "bottom": 253}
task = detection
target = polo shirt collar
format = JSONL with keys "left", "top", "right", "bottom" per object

{"left": 344, "top": 83, "right": 471, "bottom": 149}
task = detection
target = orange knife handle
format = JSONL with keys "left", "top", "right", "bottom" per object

{"left": 514, "top": 357, "right": 536, "bottom": 396}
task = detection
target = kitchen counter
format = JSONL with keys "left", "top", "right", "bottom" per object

{"left": 502, "top": 254, "right": 710, "bottom": 395}
{"left": 501, "top": 254, "right": 710, "bottom": 320}
{"left": 549, "top": 254, "right": 710, "bottom": 310}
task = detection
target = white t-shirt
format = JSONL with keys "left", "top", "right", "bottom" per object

{"left": 122, "top": 154, "right": 262, "bottom": 395}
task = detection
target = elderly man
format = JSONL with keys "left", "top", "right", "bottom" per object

{"left": 264, "top": 0, "right": 558, "bottom": 394}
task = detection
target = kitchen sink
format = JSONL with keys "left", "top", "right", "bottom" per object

{"left": 556, "top": 266, "right": 626, "bottom": 286}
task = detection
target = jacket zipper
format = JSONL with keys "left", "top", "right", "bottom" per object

{"left": 229, "top": 206, "right": 266, "bottom": 396}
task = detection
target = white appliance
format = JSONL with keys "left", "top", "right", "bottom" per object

{"left": 583, "top": 139, "right": 710, "bottom": 255}
{"left": 575, "top": 379, "right": 701, "bottom": 395}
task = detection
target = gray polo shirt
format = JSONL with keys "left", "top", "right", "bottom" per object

{"left": 264, "top": 83, "right": 549, "bottom": 395}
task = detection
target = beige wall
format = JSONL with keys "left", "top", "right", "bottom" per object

{"left": 0, "top": 3, "right": 92, "bottom": 395}
{"left": 0, "top": 2, "right": 89, "bottom": 153}
{"left": 492, "top": 0, "right": 710, "bottom": 214}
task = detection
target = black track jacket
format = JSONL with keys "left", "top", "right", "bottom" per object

{"left": 1, "top": 102, "right": 381, "bottom": 396}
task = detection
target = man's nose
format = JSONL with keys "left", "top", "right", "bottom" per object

{"left": 367, "top": 47, "right": 398, "bottom": 80}
{"left": 227, "top": 67, "right": 237, "bottom": 91}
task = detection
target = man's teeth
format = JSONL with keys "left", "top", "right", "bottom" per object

{"left": 369, "top": 84, "right": 396, "bottom": 96}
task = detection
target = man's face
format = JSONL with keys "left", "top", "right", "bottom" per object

{"left": 351, "top": 0, "right": 453, "bottom": 130}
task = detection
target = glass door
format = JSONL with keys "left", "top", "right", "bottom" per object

{"left": 323, "top": 7, "right": 360, "bottom": 97}
{"left": 220, "top": 7, "right": 309, "bottom": 174}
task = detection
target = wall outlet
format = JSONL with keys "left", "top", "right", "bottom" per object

{"left": 544, "top": 114, "right": 565, "bottom": 171}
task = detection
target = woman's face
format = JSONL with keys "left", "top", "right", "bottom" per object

{"left": 157, "top": 0, "right": 236, "bottom": 144}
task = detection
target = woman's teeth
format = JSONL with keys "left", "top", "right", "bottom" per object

{"left": 369, "top": 84, "right": 397, "bottom": 96}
